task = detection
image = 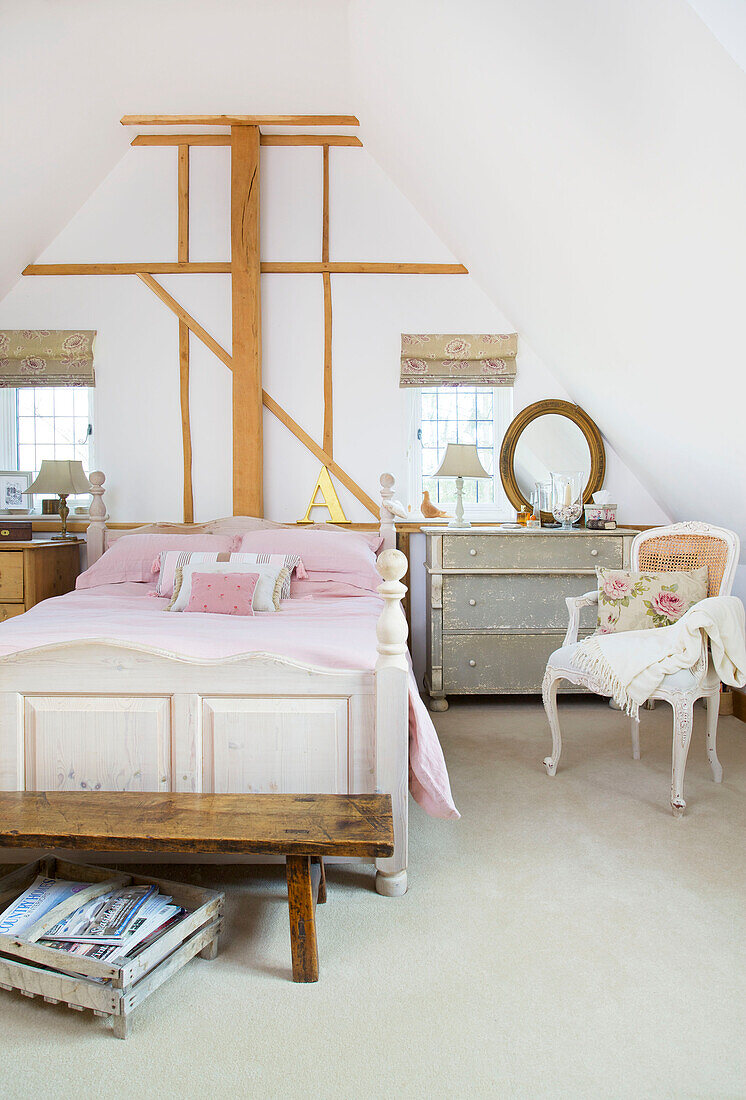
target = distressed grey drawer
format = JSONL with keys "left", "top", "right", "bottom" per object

{"left": 443, "top": 573, "right": 599, "bottom": 632}
{"left": 443, "top": 633, "right": 591, "bottom": 694}
{"left": 442, "top": 533, "right": 624, "bottom": 571}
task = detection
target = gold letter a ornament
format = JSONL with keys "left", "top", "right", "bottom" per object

{"left": 298, "top": 465, "right": 350, "bottom": 524}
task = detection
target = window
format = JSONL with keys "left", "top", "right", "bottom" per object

{"left": 409, "top": 386, "right": 513, "bottom": 519}
{"left": 0, "top": 386, "right": 94, "bottom": 488}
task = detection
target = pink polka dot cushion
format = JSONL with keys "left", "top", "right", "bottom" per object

{"left": 183, "top": 571, "right": 260, "bottom": 616}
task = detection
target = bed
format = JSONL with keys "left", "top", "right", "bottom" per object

{"left": 0, "top": 474, "right": 457, "bottom": 896}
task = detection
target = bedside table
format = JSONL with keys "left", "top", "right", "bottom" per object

{"left": 0, "top": 539, "right": 83, "bottom": 622}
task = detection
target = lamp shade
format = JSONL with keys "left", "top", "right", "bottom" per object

{"left": 26, "top": 459, "right": 92, "bottom": 496}
{"left": 434, "top": 443, "right": 490, "bottom": 479}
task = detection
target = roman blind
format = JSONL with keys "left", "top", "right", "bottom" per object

{"left": 400, "top": 333, "right": 517, "bottom": 387}
{"left": 0, "top": 330, "right": 96, "bottom": 387}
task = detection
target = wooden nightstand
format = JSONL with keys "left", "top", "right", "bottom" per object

{"left": 0, "top": 539, "right": 83, "bottom": 622}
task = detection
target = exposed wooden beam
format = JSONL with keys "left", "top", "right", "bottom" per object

{"left": 178, "top": 324, "right": 193, "bottom": 522}
{"left": 177, "top": 144, "right": 193, "bottom": 524}
{"left": 131, "top": 134, "right": 363, "bottom": 147}
{"left": 262, "top": 134, "right": 362, "bottom": 147}
{"left": 23, "top": 263, "right": 232, "bottom": 275}
{"left": 178, "top": 146, "right": 190, "bottom": 261}
{"left": 322, "top": 145, "right": 333, "bottom": 456}
{"left": 136, "top": 274, "right": 379, "bottom": 518}
{"left": 121, "top": 114, "right": 360, "bottom": 127}
{"left": 231, "top": 125, "right": 263, "bottom": 516}
{"left": 322, "top": 146, "right": 330, "bottom": 264}
{"left": 24, "top": 261, "right": 468, "bottom": 277}
{"left": 261, "top": 262, "right": 469, "bottom": 275}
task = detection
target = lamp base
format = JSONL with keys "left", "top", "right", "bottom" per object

{"left": 50, "top": 533, "right": 79, "bottom": 541}
{"left": 448, "top": 518, "right": 472, "bottom": 528}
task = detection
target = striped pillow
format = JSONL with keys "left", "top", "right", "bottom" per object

{"left": 230, "top": 552, "right": 307, "bottom": 599}
{"left": 154, "top": 550, "right": 305, "bottom": 599}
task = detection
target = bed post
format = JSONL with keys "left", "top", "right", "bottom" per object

{"left": 379, "top": 472, "right": 397, "bottom": 550}
{"left": 374, "top": 547, "right": 409, "bottom": 897}
{"left": 85, "top": 471, "right": 109, "bottom": 566}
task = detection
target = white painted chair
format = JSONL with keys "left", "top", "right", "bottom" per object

{"left": 541, "top": 522, "right": 740, "bottom": 816}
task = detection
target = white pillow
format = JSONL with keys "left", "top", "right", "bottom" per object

{"left": 168, "top": 562, "right": 289, "bottom": 613}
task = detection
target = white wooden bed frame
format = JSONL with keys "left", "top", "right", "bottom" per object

{"left": 0, "top": 473, "right": 411, "bottom": 897}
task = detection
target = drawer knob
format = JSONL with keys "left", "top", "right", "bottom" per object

{"left": 468, "top": 659, "right": 476, "bottom": 667}
{"left": 469, "top": 598, "right": 476, "bottom": 606}
{"left": 590, "top": 549, "right": 599, "bottom": 557}
{"left": 469, "top": 548, "right": 477, "bottom": 556}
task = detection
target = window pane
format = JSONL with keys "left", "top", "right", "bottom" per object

{"left": 33, "top": 390, "right": 54, "bottom": 416}
{"left": 54, "top": 389, "right": 75, "bottom": 416}
{"left": 420, "top": 420, "right": 437, "bottom": 447}
{"left": 457, "top": 421, "right": 476, "bottom": 445}
{"left": 457, "top": 392, "right": 475, "bottom": 420}
{"left": 476, "top": 421, "right": 492, "bottom": 447}
{"left": 478, "top": 449, "right": 494, "bottom": 474}
{"left": 437, "top": 392, "right": 457, "bottom": 421}
{"left": 421, "top": 393, "right": 437, "bottom": 420}
{"left": 461, "top": 479, "right": 478, "bottom": 503}
{"left": 17, "top": 390, "right": 34, "bottom": 416}
{"left": 54, "top": 417, "right": 76, "bottom": 445}
{"left": 34, "top": 416, "right": 55, "bottom": 444}
{"left": 73, "top": 388, "right": 89, "bottom": 416}
{"left": 17, "top": 417, "right": 35, "bottom": 445}
{"left": 18, "top": 445, "right": 36, "bottom": 472}
{"left": 476, "top": 392, "right": 493, "bottom": 419}
{"left": 422, "top": 448, "right": 440, "bottom": 476}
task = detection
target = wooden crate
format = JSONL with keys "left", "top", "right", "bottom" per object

{"left": 0, "top": 857, "right": 223, "bottom": 1038}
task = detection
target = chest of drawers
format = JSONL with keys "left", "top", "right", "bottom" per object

{"left": 423, "top": 527, "right": 637, "bottom": 709}
{"left": 0, "top": 540, "right": 82, "bottom": 622}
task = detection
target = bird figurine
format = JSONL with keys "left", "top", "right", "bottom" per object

{"left": 421, "top": 491, "right": 450, "bottom": 519}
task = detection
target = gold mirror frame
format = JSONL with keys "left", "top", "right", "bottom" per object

{"left": 499, "top": 399, "right": 606, "bottom": 523}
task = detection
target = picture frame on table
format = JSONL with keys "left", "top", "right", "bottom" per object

{"left": 0, "top": 470, "right": 33, "bottom": 515}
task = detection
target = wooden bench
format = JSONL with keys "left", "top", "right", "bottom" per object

{"left": 0, "top": 791, "right": 395, "bottom": 983}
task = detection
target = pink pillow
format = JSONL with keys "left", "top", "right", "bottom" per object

{"left": 290, "top": 577, "right": 382, "bottom": 598}
{"left": 237, "top": 529, "right": 381, "bottom": 592}
{"left": 184, "top": 572, "right": 259, "bottom": 616}
{"left": 76, "top": 533, "right": 238, "bottom": 589}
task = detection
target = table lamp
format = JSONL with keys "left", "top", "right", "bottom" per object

{"left": 434, "top": 443, "right": 491, "bottom": 529}
{"left": 25, "top": 459, "right": 92, "bottom": 540}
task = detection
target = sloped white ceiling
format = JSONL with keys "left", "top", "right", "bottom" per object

{"left": 349, "top": 0, "right": 746, "bottom": 586}
{"left": 687, "top": 0, "right": 746, "bottom": 71}
{"left": 0, "top": 0, "right": 351, "bottom": 301}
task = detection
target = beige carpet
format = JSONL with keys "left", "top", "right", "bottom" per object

{"left": 1, "top": 698, "right": 744, "bottom": 1099}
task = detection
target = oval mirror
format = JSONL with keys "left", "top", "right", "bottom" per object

{"left": 499, "top": 400, "right": 606, "bottom": 522}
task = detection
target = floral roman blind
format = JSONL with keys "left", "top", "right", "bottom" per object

{"left": 0, "top": 330, "right": 96, "bottom": 387}
{"left": 400, "top": 333, "right": 517, "bottom": 387}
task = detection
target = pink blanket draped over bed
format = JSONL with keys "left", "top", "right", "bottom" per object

{"left": 0, "top": 583, "right": 458, "bottom": 820}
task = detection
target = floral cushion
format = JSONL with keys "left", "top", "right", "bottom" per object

{"left": 596, "top": 567, "right": 709, "bottom": 634}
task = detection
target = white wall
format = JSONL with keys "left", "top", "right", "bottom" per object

{"left": 350, "top": 0, "right": 746, "bottom": 598}
{"left": 0, "top": 141, "right": 667, "bottom": 529}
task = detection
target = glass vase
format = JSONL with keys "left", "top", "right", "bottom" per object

{"left": 551, "top": 471, "right": 584, "bottom": 530}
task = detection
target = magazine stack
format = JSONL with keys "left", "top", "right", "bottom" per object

{"left": 0, "top": 858, "right": 223, "bottom": 1038}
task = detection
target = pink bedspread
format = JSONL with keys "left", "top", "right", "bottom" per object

{"left": 0, "top": 583, "right": 458, "bottom": 819}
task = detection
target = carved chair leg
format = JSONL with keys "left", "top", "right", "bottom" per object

{"left": 705, "top": 694, "right": 723, "bottom": 783}
{"left": 670, "top": 695, "right": 694, "bottom": 817}
{"left": 542, "top": 669, "right": 562, "bottom": 776}
{"left": 630, "top": 716, "right": 641, "bottom": 760}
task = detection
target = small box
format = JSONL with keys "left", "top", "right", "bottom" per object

{"left": 584, "top": 504, "right": 618, "bottom": 530}
{"left": 0, "top": 520, "right": 33, "bottom": 541}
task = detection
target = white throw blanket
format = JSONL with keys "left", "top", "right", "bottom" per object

{"left": 572, "top": 596, "right": 746, "bottom": 717}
